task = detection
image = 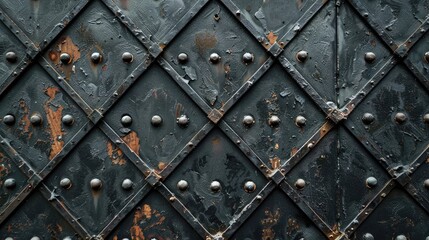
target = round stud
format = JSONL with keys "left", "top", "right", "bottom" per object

{"left": 423, "top": 113, "right": 429, "bottom": 124}
{"left": 177, "top": 180, "right": 189, "bottom": 191}
{"left": 63, "top": 237, "right": 72, "bottom": 240}
{"left": 3, "top": 114, "right": 15, "bottom": 125}
{"left": 394, "top": 112, "right": 407, "bottom": 124}
{"left": 366, "top": 177, "right": 377, "bottom": 188}
{"left": 242, "top": 52, "right": 254, "bottom": 64}
{"left": 30, "top": 113, "right": 42, "bottom": 126}
{"left": 4, "top": 178, "right": 16, "bottom": 189}
{"left": 151, "top": 115, "right": 163, "bottom": 127}
{"left": 396, "top": 235, "right": 407, "bottom": 240}
{"left": 122, "top": 179, "right": 133, "bottom": 190}
{"left": 243, "top": 181, "right": 256, "bottom": 193}
{"left": 60, "top": 53, "right": 72, "bottom": 64}
{"left": 121, "top": 115, "right": 132, "bottom": 127}
{"left": 177, "top": 53, "right": 188, "bottom": 63}
{"left": 5, "top": 51, "right": 18, "bottom": 63}
{"left": 364, "top": 52, "right": 376, "bottom": 63}
{"left": 425, "top": 52, "right": 429, "bottom": 63}
{"left": 60, "top": 178, "right": 72, "bottom": 189}
{"left": 91, "top": 52, "right": 102, "bottom": 64}
{"left": 362, "top": 113, "right": 375, "bottom": 125}
{"left": 209, "top": 53, "right": 221, "bottom": 63}
{"left": 90, "top": 178, "right": 102, "bottom": 190}
{"left": 295, "top": 179, "right": 306, "bottom": 190}
{"left": 243, "top": 115, "right": 255, "bottom": 127}
{"left": 5, "top": 237, "right": 13, "bottom": 240}
{"left": 31, "top": 237, "right": 40, "bottom": 240}
{"left": 62, "top": 114, "right": 74, "bottom": 126}
{"left": 424, "top": 179, "right": 429, "bottom": 189}
{"left": 295, "top": 115, "right": 306, "bottom": 127}
{"left": 268, "top": 115, "right": 280, "bottom": 127}
{"left": 210, "top": 181, "right": 221, "bottom": 192}
{"left": 362, "top": 233, "right": 374, "bottom": 240}
{"left": 296, "top": 50, "right": 308, "bottom": 63}
{"left": 122, "top": 52, "right": 133, "bottom": 63}
{"left": 177, "top": 115, "right": 189, "bottom": 127}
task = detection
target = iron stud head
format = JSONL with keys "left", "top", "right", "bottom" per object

{"left": 396, "top": 235, "right": 407, "bottom": 240}
{"left": 364, "top": 52, "right": 376, "bottom": 63}
{"left": 3, "top": 114, "right": 15, "bottom": 125}
{"left": 243, "top": 181, "right": 256, "bottom": 193}
{"left": 62, "top": 114, "right": 74, "bottom": 126}
{"left": 296, "top": 50, "right": 308, "bottom": 62}
{"left": 394, "top": 112, "right": 407, "bottom": 124}
{"left": 122, "top": 179, "right": 133, "bottom": 190}
{"left": 268, "top": 115, "right": 280, "bottom": 127}
{"left": 177, "top": 115, "right": 189, "bottom": 127}
{"left": 122, "top": 52, "right": 133, "bottom": 63}
{"left": 31, "top": 237, "right": 41, "bottom": 240}
{"left": 5, "top": 51, "right": 18, "bottom": 63}
{"left": 295, "top": 179, "right": 306, "bottom": 190}
{"left": 4, "top": 178, "right": 16, "bottom": 189}
{"left": 60, "top": 178, "right": 72, "bottom": 189}
{"left": 121, "top": 115, "right": 132, "bottom": 126}
{"left": 295, "top": 115, "right": 306, "bottom": 127}
{"left": 30, "top": 113, "right": 43, "bottom": 126}
{"left": 90, "top": 178, "right": 102, "bottom": 190}
{"left": 177, "top": 180, "right": 189, "bottom": 191}
{"left": 209, "top": 53, "right": 221, "bottom": 63}
{"left": 363, "top": 233, "right": 374, "bottom": 240}
{"left": 60, "top": 53, "right": 72, "bottom": 64}
{"left": 366, "top": 177, "right": 377, "bottom": 188}
{"left": 425, "top": 52, "right": 429, "bottom": 63}
{"left": 91, "top": 52, "right": 102, "bottom": 64}
{"left": 362, "top": 113, "right": 375, "bottom": 125}
{"left": 177, "top": 53, "right": 188, "bottom": 63}
{"left": 210, "top": 181, "right": 221, "bottom": 192}
{"left": 243, "top": 115, "right": 255, "bottom": 127}
{"left": 423, "top": 113, "right": 429, "bottom": 124}
{"left": 151, "top": 115, "right": 163, "bottom": 127}
{"left": 242, "top": 52, "right": 254, "bottom": 64}
{"left": 424, "top": 179, "right": 429, "bottom": 189}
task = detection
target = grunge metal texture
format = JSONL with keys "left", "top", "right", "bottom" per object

{"left": 0, "top": 0, "right": 428, "bottom": 239}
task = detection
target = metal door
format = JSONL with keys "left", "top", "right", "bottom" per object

{"left": 0, "top": 0, "right": 428, "bottom": 239}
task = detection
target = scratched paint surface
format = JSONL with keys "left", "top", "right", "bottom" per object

{"left": 0, "top": 20, "right": 26, "bottom": 83}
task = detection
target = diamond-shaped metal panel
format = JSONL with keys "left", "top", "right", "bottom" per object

{"left": 0, "top": 20, "right": 26, "bottom": 84}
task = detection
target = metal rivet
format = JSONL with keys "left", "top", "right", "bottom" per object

{"left": 423, "top": 113, "right": 429, "bottom": 124}
{"left": 396, "top": 235, "right": 407, "bottom": 240}
{"left": 60, "top": 53, "right": 72, "bottom": 64}
{"left": 210, "top": 181, "right": 221, "bottom": 192}
{"left": 5, "top": 51, "right": 18, "bottom": 63}
{"left": 5, "top": 238, "right": 13, "bottom": 240}
{"left": 177, "top": 115, "right": 189, "bottom": 127}
{"left": 424, "top": 179, "right": 429, "bottom": 189}
{"left": 296, "top": 50, "right": 308, "bottom": 62}
{"left": 90, "top": 178, "right": 102, "bottom": 190}
{"left": 209, "top": 53, "right": 221, "bottom": 63}
{"left": 3, "top": 114, "right": 15, "bottom": 125}
{"left": 63, "top": 237, "right": 72, "bottom": 240}
{"left": 30, "top": 113, "right": 42, "bottom": 126}
{"left": 169, "top": 196, "right": 176, "bottom": 202}
{"left": 362, "top": 113, "right": 375, "bottom": 125}
{"left": 295, "top": 179, "right": 306, "bottom": 189}
{"left": 60, "top": 178, "right": 72, "bottom": 189}
{"left": 366, "top": 177, "right": 377, "bottom": 188}
{"left": 424, "top": 52, "right": 429, "bottom": 63}
{"left": 4, "top": 178, "right": 16, "bottom": 189}
{"left": 243, "top": 115, "right": 255, "bottom": 127}
{"left": 121, "top": 115, "right": 132, "bottom": 126}
{"left": 91, "top": 52, "right": 102, "bottom": 64}
{"left": 364, "top": 52, "right": 376, "bottom": 63}
{"left": 242, "top": 52, "right": 254, "bottom": 64}
{"left": 394, "top": 112, "right": 407, "bottom": 124}
{"left": 122, "top": 179, "right": 133, "bottom": 190}
{"left": 62, "top": 114, "right": 74, "bottom": 126}
{"left": 177, "top": 180, "right": 188, "bottom": 191}
{"left": 244, "top": 181, "right": 256, "bottom": 193}
{"left": 30, "top": 237, "right": 40, "bottom": 240}
{"left": 295, "top": 115, "right": 306, "bottom": 127}
{"left": 307, "top": 143, "right": 314, "bottom": 149}
{"left": 151, "top": 115, "right": 163, "bottom": 127}
{"left": 363, "top": 233, "right": 374, "bottom": 240}
{"left": 268, "top": 115, "right": 280, "bottom": 127}
{"left": 122, "top": 52, "right": 133, "bottom": 63}
{"left": 177, "top": 53, "right": 188, "bottom": 63}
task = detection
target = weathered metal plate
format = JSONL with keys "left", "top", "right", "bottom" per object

{"left": 0, "top": 20, "right": 26, "bottom": 84}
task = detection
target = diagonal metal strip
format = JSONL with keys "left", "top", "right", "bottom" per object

{"left": 401, "top": 183, "right": 429, "bottom": 215}
{"left": 403, "top": 58, "right": 429, "bottom": 91}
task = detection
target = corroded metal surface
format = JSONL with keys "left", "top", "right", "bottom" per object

{"left": 0, "top": 0, "right": 428, "bottom": 239}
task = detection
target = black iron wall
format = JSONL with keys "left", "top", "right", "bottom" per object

{"left": 0, "top": 0, "right": 428, "bottom": 239}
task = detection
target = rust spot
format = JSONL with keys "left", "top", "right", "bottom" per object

{"left": 18, "top": 99, "right": 32, "bottom": 139}
{"left": 158, "top": 162, "right": 166, "bottom": 171}
{"left": 51, "top": 36, "right": 81, "bottom": 80}
{"left": 195, "top": 31, "right": 217, "bottom": 53}
{"left": 175, "top": 103, "right": 184, "bottom": 119}
{"left": 107, "top": 141, "right": 126, "bottom": 165}
{"left": 44, "top": 87, "right": 65, "bottom": 160}
{"left": 261, "top": 208, "right": 280, "bottom": 240}
{"left": 319, "top": 121, "right": 331, "bottom": 138}
{"left": 329, "top": 224, "right": 343, "bottom": 239}
{"left": 123, "top": 131, "right": 140, "bottom": 155}
{"left": 270, "top": 156, "right": 281, "bottom": 170}
{"left": 159, "top": 43, "right": 166, "bottom": 50}
{"left": 290, "top": 147, "right": 298, "bottom": 157}
{"left": 130, "top": 225, "right": 145, "bottom": 240}
{"left": 130, "top": 203, "right": 166, "bottom": 240}
{"left": 224, "top": 64, "right": 231, "bottom": 74}
{"left": 287, "top": 218, "right": 300, "bottom": 234}
{"left": 266, "top": 31, "right": 278, "bottom": 45}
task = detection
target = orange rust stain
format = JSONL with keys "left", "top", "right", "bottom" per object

{"left": 130, "top": 226, "right": 145, "bottom": 240}
{"left": 44, "top": 87, "right": 65, "bottom": 160}
{"left": 18, "top": 99, "right": 32, "bottom": 139}
{"left": 287, "top": 218, "right": 300, "bottom": 234}
{"left": 266, "top": 31, "right": 278, "bottom": 45}
{"left": 50, "top": 36, "right": 81, "bottom": 80}
{"left": 329, "top": 224, "right": 343, "bottom": 239}
{"left": 224, "top": 64, "right": 231, "bottom": 74}
{"left": 270, "top": 156, "right": 281, "bottom": 170}
{"left": 319, "top": 121, "right": 331, "bottom": 138}
{"left": 195, "top": 31, "right": 217, "bottom": 53}
{"left": 129, "top": 203, "right": 167, "bottom": 240}
{"left": 261, "top": 208, "right": 280, "bottom": 240}
{"left": 112, "top": 236, "right": 118, "bottom": 240}
{"left": 123, "top": 131, "right": 140, "bottom": 155}
{"left": 290, "top": 147, "right": 298, "bottom": 157}
{"left": 158, "top": 162, "right": 166, "bottom": 171}
{"left": 107, "top": 141, "right": 126, "bottom": 165}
